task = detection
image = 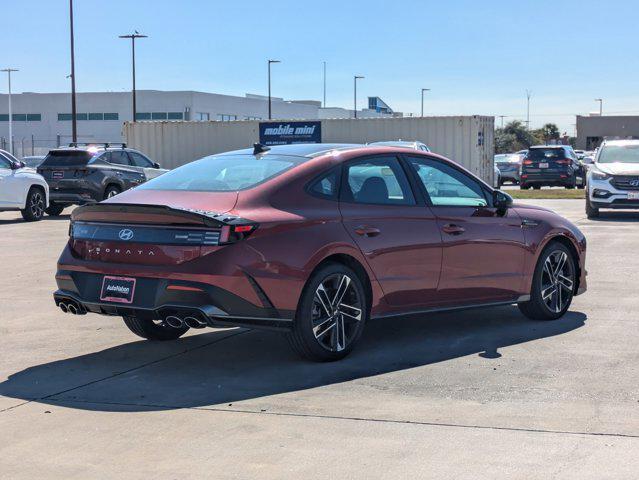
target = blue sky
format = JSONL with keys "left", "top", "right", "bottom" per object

{"left": 5, "top": 0, "right": 639, "bottom": 132}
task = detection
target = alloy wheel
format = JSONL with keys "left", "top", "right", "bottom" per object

{"left": 540, "top": 250, "right": 574, "bottom": 313}
{"left": 311, "top": 273, "right": 363, "bottom": 352}
{"left": 30, "top": 191, "right": 44, "bottom": 218}
{"left": 107, "top": 189, "right": 119, "bottom": 198}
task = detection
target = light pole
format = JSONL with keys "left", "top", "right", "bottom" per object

{"left": 1, "top": 68, "right": 18, "bottom": 154}
{"left": 323, "top": 61, "right": 327, "bottom": 108}
{"left": 595, "top": 98, "right": 603, "bottom": 116}
{"left": 498, "top": 115, "right": 506, "bottom": 128}
{"left": 267, "top": 59, "right": 280, "bottom": 120}
{"left": 525, "top": 89, "right": 532, "bottom": 130}
{"left": 69, "top": 0, "right": 77, "bottom": 143}
{"left": 353, "top": 75, "right": 364, "bottom": 118}
{"left": 420, "top": 88, "right": 430, "bottom": 117}
{"left": 119, "top": 32, "right": 148, "bottom": 122}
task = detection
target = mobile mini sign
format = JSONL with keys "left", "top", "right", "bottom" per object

{"left": 259, "top": 121, "right": 322, "bottom": 145}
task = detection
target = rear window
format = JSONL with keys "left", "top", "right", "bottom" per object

{"left": 138, "top": 154, "right": 305, "bottom": 192}
{"left": 40, "top": 150, "right": 93, "bottom": 167}
{"left": 527, "top": 148, "right": 566, "bottom": 161}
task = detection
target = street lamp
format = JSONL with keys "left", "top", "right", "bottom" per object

{"left": 69, "top": 0, "right": 77, "bottom": 143}
{"left": 353, "top": 75, "right": 364, "bottom": 119}
{"left": 595, "top": 98, "right": 603, "bottom": 116}
{"left": 267, "top": 60, "right": 280, "bottom": 120}
{"left": 420, "top": 88, "right": 430, "bottom": 117}
{"left": 119, "top": 32, "right": 148, "bottom": 122}
{"left": 1, "top": 68, "right": 18, "bottom": 154}
{"left": 525, "top": 89, "right": 532, "bottom": 130}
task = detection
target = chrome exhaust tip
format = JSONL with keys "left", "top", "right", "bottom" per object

{"left": 184, "top": 316, "right": 207, "bottom": 329}
{"left": 59, "top": 302, "right": 68, "bottom": 313}
{"left": 67, "top": 303, "right": 78, "bottom": 315}
{"left": 165, "top": 316, "right": 185, "bottom": 328}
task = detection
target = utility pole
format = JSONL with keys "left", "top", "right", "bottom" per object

{"left": 595, "top": 98, "right": 603, "bottom": 116}
{"left": 354, "top": 75, "right": 364, "bottom": 118}
{"left": 421, "top": 88, "right": 430, "bottom": 117}
{"left": 1, "top": 68, "right": 18, "bottom": 155}
{"left": 267, "top": 59, "right": 280, "bottom": 120}
{"left": 525, "top": 89, "right": 532, "bottom": 130}
{"left": 119, "top": 32, "right": 148, "bottom": 122}
{"left": 498, "top": 115, "right": 506, "bottom": 128}
{"left": 322, "top": 61, "right": 327, "bottom": 108}
{"left": 69, "top": 0, "right": 77, "bottom": 143}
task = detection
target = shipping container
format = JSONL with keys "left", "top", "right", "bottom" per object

{"left": 123, "top": 116, "right": 495, "bottom": 183}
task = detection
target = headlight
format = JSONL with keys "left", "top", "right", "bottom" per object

{"left": 590, "top": 169, "right": 610, "bottom": 181}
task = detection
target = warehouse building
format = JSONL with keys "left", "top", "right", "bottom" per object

{"left": 576, "top": 115, "right": 639, "bottom": 150}
{"left": 0, "top": 90, "right": 399, "bottom": 155}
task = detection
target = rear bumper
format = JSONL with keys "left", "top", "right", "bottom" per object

{"left": 520, "top": 174, "right": 574, "bottom": 186}
{"left": 54, "top": 269, "right": 294, "bottom": 331}
{"left": 50, "top": 190, "right": 100, "bottom": 205}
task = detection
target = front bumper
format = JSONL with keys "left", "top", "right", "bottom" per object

{"left": 54, "top": 270, "right": 294, "bottom": 331}
{"left": 588, "top": 178, "right": 639, "bottom": 208}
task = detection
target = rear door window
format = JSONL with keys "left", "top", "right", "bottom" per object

{"left": 108, "top": 151, "right": 132, "bottom": 166}
{"left": 342, "top": 156, "right": 415, "bottom": 206}
{"left": 527, "top": 148, "right": 565, "bottom": 161}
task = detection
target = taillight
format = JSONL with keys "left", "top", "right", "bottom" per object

{"left": 556, "top": 159, "right": 571, "bottom": 165}
{"left": 523, "top": 160, "right": 533, "bottom": 165}
{"left": 218, "top": 224, "right": 258, "bottom": 244}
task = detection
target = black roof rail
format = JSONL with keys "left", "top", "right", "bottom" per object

{"left": 67, "top": 142, "right": 127, "bottom": 149}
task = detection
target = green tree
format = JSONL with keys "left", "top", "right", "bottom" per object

{"left": 534, "top": 123, "right": 561, "bottom": 143}
{"left": 494, "top": 120, "right": 536, "bottom": 153}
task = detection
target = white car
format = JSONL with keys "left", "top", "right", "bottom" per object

{"left": 0, "top": 149, "right": 49, "bottom": 221}
{"left": 586, "top": 139, "right": 639, "bottom": 218}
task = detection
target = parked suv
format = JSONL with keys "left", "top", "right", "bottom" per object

{"left": 0, "top": 149, "right": 49, "bottom": 221}
{"left": 494, "top": 153, "right": 522, "bottom": 185}
{"left": 585, "top": 139, "right": 639, "bottom": 218}
{"left": 520, "top": 145, "right": 585, "bottom": 189}
{"left": 37, "top": 143, "right": 167, "bottom": 215}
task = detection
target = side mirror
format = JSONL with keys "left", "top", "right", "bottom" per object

{"left": 153, "top": 162, "right": 161, "bottom": 169}
{"left": 11, "top": 161, "right": 24, "bottom": 170}
{"left": 493, "top": 190, "right": 513, "bottom": 210}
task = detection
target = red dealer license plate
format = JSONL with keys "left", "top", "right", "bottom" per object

{"left": 100, "top": 276, "right": 136, "bottom": 304}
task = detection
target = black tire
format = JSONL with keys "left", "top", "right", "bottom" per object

{"left": 122, "top": 316, "right": 189, "bottom": 341}
{"left": 45, "top": 203, "right": 66, "bottom": 216}
{"left": 287, "top": 262, "right": 368, "bottom": 362}
{"left": 533, "top": 185, "right": 541, "bottom": 190}
{"left": 20, "top": 187, "right": 45, "bottom": 222}
{"left": 518, "top": 242, "right": 576, "bottom": 321}
{"left": 104, "top": 185, "right": 121, "bottom": 200}
{"left": 585, "top": 194, "right": 599, "bottom": 219}
{"left": 520, "top": 184, "right": 530, "bottom": 190}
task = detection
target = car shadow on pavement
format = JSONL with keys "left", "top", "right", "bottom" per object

{"left": 0, "top": 214, "right": 71, "bottom": 225}
{"left": 0, "top": 307, "right": 586, "bottom": 412}
{"left": 589, "top": 211, "right": 639, "bottom": 222}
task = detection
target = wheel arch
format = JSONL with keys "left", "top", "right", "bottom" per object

{"left": 23, "top": 183, "right": 46, "bottom": 209}
{"left": 537, "top": 233, "right": 582, "bottom": 293}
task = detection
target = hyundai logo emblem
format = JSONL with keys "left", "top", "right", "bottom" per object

{"left": 629, "top": 179, "right": 639, "bottom": 187}
{"left": 118, "top": 229, "right": 134, "bottom": 241}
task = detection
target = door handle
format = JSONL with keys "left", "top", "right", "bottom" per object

{"left": 354, "top": 225, "right": 381, "bottom": 237}
{"left": 442, "top": 223, "right": 465, "bottom": 235}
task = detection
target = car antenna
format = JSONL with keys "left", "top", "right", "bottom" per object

{"left": 253, "top": 143, "right": 271, "bottom": 155}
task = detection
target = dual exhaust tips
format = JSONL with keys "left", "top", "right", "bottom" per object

{"left": 59, "top": 301, "right": 85, "bottom": 315}
{"left": 165, "top": 315, "right": 208, "bottom": 329}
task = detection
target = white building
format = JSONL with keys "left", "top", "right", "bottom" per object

{"left": 0, "top": 90, "right": 399, "bottom": 156}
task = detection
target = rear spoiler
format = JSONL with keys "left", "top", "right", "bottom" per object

{"left": 71, "top": 203, "right": 248, "bottom": 228}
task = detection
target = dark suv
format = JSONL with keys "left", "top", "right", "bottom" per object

{"left": 37, "top": 143, "right": 167, "bottom": 215}
{"left": 520, "top": 145, "right": 585, "bottom": 189}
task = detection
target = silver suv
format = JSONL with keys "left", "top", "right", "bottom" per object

{"left": 586, "top": 139, "right": 639, "bottom": 218}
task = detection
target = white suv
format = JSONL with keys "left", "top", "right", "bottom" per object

{"left": 0, "top": 149, "right": 49, "bottom": 221}
{"left": 586, "top": 139, "right": 639, "bottom": 218}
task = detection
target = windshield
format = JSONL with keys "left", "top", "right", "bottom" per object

{"left": 40, "top": 150, "right": 93, "bottom": 167}
{"left": 138, "top": 153, "right": 306, "bottom": 192}
{"left": 598, "top": 144, "right": 639, "bottom": 164}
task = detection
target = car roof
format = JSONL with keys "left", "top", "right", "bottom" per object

{"left": 220, "top": 143, "right": 363, "bottom": 158}
{"left": 529, "top": 145, "right": 568, "bottom": 149}
{"left": 369, "top": 140, "right": 424, "bottom": 147}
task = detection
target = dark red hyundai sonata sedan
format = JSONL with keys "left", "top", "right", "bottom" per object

{"left": 53, "top": 143, "right": 587, "bottom": 361}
